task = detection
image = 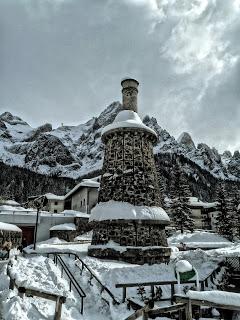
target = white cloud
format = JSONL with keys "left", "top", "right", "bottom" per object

{"left": 0, "top": 0, "right": 239, "bottom": 153}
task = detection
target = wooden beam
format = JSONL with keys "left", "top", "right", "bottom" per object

{"left": 124, "top": 308, "right": 144, "bottom": 320}
{"left": 148, "top": 303, "right": 186, "bottom": 316}
{"left": 116, "top": 280, "right": 197, "bottom": 288}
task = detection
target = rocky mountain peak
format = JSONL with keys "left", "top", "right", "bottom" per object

{"left": 0, "top": 104, "right": 239, "bottom": 181}
{"left": 233, "top": 150, "right": 240, "bottom": 159}
{"left": 222, "top": 150, "right": 232, "bottom": 159}
{"left": 0, "top": 111, "right": 28, "bottom": 126}
{"left": 177, "top": 132, "right": 196, "bottom": 150}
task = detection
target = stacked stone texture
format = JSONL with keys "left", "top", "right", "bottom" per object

{"left": 99, "top": 129, "right": 160, "bottom": 206}
{"left": 89, "top": 79, "right": 171, "bottom": 264}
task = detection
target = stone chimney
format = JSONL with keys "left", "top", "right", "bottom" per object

{"left": 121, "top": 78, "right": 139, "bottom": 113}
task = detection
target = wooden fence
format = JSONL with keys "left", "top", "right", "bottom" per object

{"left": 116, "top": 262, "right": 224, "bottom": 303}
{"left": 7, "top": 266, "right": 66, "bottom": 320}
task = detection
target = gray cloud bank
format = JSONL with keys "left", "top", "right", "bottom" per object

{"left": 0, "top": 0, "right": 239, "bottom": 153}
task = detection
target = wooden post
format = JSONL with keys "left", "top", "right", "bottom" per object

{"left": 54, "top": 296, "right": 63, "bottom": 320}
{"left": 171, "top": 283, "right": 175, "bottom": 304}
{"left": 185, "top": 300, "right": 193, "bottom": 320}
{"left": 18, "top": 287, "right": 26, "bottom": 298}
{"left": 122, "top": 287, "right": 127, "bottom": 302}
{"left": 151, "top": 285, "right": 154, "bottom": 298}
{"left": 9, "top": 277, "right": 15, "bottom": 290}
{"left": 142, "top": 310, "right": 148, "bottom": 320}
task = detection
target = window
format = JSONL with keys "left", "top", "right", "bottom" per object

{"left": 54, "top": 209, "right": 57, "bottom": 213}
{"left": 55, "top": 201, "right": 58, "bottom": 205}
{"left": 81, "top": 201, "right": 82, "bottom": 207}
{"left": 83, "top": 199, "right": 85, "bottom": 206}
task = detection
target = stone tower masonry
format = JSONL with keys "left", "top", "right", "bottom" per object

{"left": 88, "top": 78, "right": 171, "bottom": 265}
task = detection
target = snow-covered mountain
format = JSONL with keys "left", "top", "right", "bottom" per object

{"left": 0, "top": 105, "right": 239, "bottom": 181}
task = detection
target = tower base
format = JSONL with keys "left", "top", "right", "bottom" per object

{"left": 88, "top": 245, "right": 171, "bottom": 265}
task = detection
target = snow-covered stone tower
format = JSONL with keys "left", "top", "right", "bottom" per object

{"left": 88, "top": 79, "right": 171, "bottom": 264}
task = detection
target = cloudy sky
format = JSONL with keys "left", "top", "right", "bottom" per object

{"left": 0, "top": 0, "right": 240, "bottom": 153}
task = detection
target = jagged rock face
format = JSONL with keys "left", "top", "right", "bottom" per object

{"left": 177, "top": 132, "right": 196, "bottom": 150}
{"left": 24, "top": 123, "right": 52, "bottom": 142}
{"left": 0, "top": 111, "right": 28, "bottom": 126}
{"left": 25, "top": 135, "right": 75, "bottom": 167}
{"left": 223, "top": 150, "right": 232, "bottom": 159}
{"left": 0, "top": 106, "right": 239, "bottom": 183}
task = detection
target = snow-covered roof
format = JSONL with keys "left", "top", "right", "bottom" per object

{"left": 50, "top": 223, "right": 76, "bottom": 231}
{"left": 168, "top": 230, "right": 231, "bottom": 249}
{"left": 65, "top": 179, "right": 100, "bottom": 199}
{"left": 188, "top": 197, "right": 218, "bottom": 209}
{"left": 0, "top": 205, "right": 30, "bottom": 211}
{"left": 45, "top": 193, "right": 65, "bottom": 201}
{"left": 0, "top": 222, "right": 22, "bottom": 232}
{"left": 0, "top": 200, "right": 20, "bottom": 207}
{"left": 89, "top": 200, "right": 170, "bottom": 223}
{"left": 61, "top": 210, "right": 90, "bottom": 218}
{"left": 102, "top": 110, "right": 157, "bottom": 138}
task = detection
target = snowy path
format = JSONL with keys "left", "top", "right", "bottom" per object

{"left": 1, "top": 254, "right": 131, "bottom": 320}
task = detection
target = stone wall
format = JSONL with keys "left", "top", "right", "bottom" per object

{"left": 91, "top": 220, "right": 168, "bottom": 247}
{"left": 99, "top": 128, "right": 161, "bottom": 207}
{"left": 88, "top": 246, "right": 171, "bottom": 265}
{"left": 50, "top": 218, "right": 91, "bottom": 242}
{"left": 50, "top": 229, "right": 77, "bottom": 242}
{"left": 0, "top": 230, "right": 22, "bottom": 248}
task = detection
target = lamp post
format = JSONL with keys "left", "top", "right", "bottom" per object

{"left": 26, "top": 195, "right": 47, "bottom": 250}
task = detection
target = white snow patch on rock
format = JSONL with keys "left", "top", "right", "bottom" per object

{"left": 89, "top": 200, "right": 170, "bottom": 222}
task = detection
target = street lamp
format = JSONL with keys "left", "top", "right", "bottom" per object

{"left": 26, "top": 195, "right": 47, "bottom": 250}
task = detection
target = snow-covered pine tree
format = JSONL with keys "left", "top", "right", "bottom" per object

{"left": 170, "top": 164, "right": 194, "bottom": 233}
{"left": 157, "top": 173, "right": 166, "bottom": 208}
{"left": 215, "top": 182, "right": 235, "bottom": 241}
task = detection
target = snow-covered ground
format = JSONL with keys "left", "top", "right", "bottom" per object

{"left": 1, "top": 233, "right": 240, "bottom": 320}
{"left": 168, "top": 230, "right": 232, "bottom": 249}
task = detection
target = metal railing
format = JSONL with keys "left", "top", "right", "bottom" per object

{"left": 52, "top": 254, "right": 86, "bottom": 314}
{"left": 57, "top": 252, "right": 119, "bottom": 305}
{"left": 25, "top": 251, "right": 119, "bottom": 307}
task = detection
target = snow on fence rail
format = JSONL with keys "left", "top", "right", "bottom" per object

{"left": 7, "top": 265, "right": 66, "bottom": 320}
{"left": 116, "top": 261, "right": 224, "bottom": 303}
{"left": 125, "top": 302, "right": 189, "bottom": 320}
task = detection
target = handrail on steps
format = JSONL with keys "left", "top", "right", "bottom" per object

{"left": 24, "top": 250, "right": 120, "bottom": 305}
{"left": 53, "top": 254, "right": 86, "bottom": 314}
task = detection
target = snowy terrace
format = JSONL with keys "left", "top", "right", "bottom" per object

{"left": 1, "top": 231, "right": 240, "bottom": 320}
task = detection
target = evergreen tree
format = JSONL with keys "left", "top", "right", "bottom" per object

{"left": 157, "top": 172, "right": 167, "bottom": 208}
{"left": 170, "top": 163, "right": 194, "bottom": 233}
{"left": 215, "top": 182, "right": 236, "bottom": 241}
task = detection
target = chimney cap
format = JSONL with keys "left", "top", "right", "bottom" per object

{"left": 121, "top": 78, "right": 139, "bottom": 87}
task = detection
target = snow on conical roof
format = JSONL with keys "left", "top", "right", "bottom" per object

{"left": 89, "top": 200, "right": 170, "bottom": 223}
{"left": 102, "top": 110, "right": 157, "bottom": 137}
